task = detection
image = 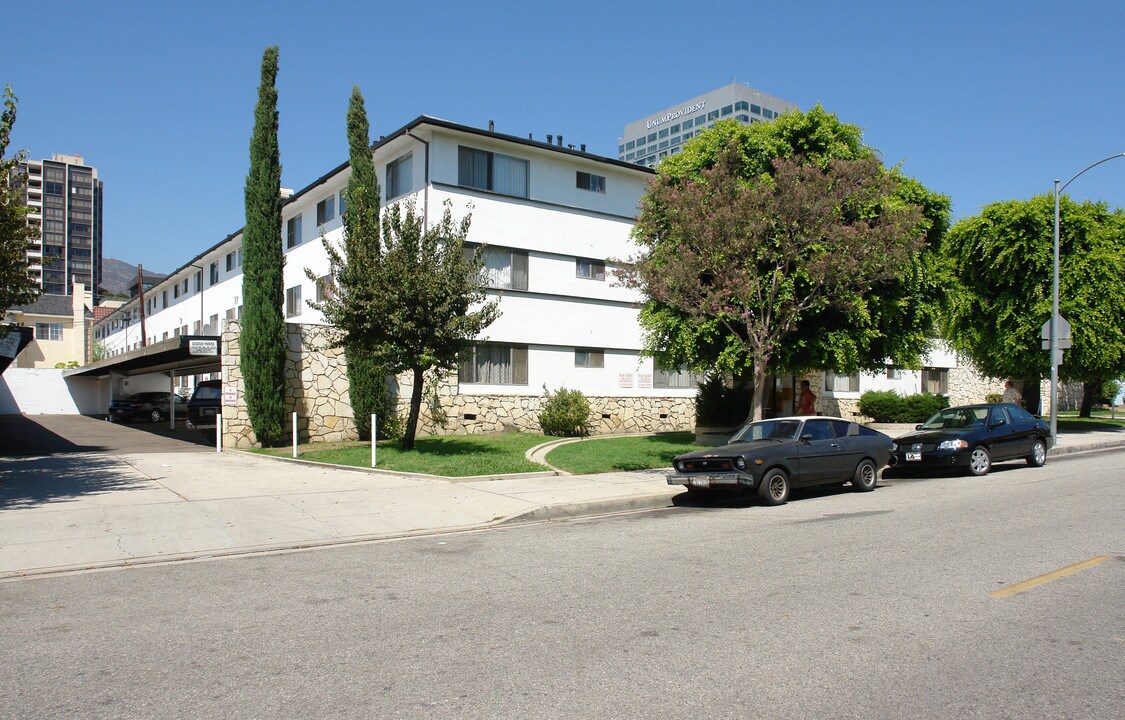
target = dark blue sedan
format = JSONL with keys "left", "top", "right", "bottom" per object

{"left": 890, "top": 403, "right": 1051, "bottom": 476}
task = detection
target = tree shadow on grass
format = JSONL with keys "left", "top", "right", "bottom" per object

{"left": 1057, "top": 419, "right": 1125, "bottom": 434}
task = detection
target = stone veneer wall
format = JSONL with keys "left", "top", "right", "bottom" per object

{"left": 221, "top": 323, "right": 695, "bottom": 448}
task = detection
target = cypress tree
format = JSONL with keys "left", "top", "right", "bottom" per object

{"left": 240, "top": 46, "right": 287, "bottom": 446}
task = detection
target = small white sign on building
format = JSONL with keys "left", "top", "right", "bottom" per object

{"left": 189, "top": 339, "right": 219, "bottom": 356}
{"left": 222, "top": 386, "right": 238, "bottom": 406}
{"left": 637, "top": 373, "right": 653, "bottom": 389}
{"left": 618, "top": 373, "right": 634, "bottom": 388}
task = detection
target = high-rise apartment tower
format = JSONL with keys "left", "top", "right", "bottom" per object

{"left": 17, "top": 153, "right": 103, "bottom": 297}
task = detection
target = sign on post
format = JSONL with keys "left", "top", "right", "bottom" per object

{"left": 1041, "top": 315, "right": 1072, "bottom": 350}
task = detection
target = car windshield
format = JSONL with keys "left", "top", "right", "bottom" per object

{"left": 732, "top": 419, "right": 801, "bottom": 442}
{"left": 919, "top": 407, "right": 988, "bottom": 430}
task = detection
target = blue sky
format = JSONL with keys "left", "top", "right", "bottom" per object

{"left": 4, "top": 0, "right": 1123, "bottom": 274}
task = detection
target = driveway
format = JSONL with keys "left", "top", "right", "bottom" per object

{"left": 0, "top": 414, "right": 213, "bottom": 455}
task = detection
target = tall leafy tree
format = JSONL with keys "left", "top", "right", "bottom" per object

{"left": 623, "top": 108, "right": 949, "bottom": 421}
{"left": 240, "top": 46, "right": 287, "bottom": 445}
{"left": 941, "top": 194, "right": 1125, "bottom": 415}
{"left": 1, "top": 85, "right": 40, "bottom": 320}
{"left": 317, "top": 195, "right": 498, "bottom": 450}
{"left": 307, "top": 86, "right": 394, "bottom": 441}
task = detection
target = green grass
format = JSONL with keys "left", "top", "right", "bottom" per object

{"left": 251, "top": 432, "right": 550, "bottom": 476}
{"left": 545, "top": 432, "right": 699, "bottom": 474}
{"left": 1056, "top": 416, "right": 1125, "bottom": 432}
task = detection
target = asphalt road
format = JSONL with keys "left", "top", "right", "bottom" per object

{"left": 1, "top": 450, "right": 1122, "bottom": 719}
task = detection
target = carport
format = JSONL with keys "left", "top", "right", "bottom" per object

{"left": 66, "top": 335, "right": 221, "bottom": 430}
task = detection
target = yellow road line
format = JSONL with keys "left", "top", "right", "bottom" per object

{"left": 990, "top": 555, "right": 1112, "bottom": 600}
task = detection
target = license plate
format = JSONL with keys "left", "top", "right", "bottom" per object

{"left": 906, "top": 452, "right": 921, "bottom": 462}
{"left": 204, "top": 408, "right": 216, "bottom": 416}
{"left": 690, "top": 478, "right": 710, "bottom": 487}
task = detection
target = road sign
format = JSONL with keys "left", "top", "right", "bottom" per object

{"left": 1041, "top": 314, "right": 1071, "bottom": 341}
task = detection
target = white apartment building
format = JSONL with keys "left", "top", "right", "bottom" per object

{"left": 92, "top": 116, "right": 703, "bottom": 441}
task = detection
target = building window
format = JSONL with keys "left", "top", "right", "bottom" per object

{"left": 315, "top": 275, "right": 334, "bottom": 302}
{"left": 173, "top": 284, "right": 179, "bottom": 299}
{"left": 695, "top": 116, "right": 706, "bottom": 127}
{"left": 735, "top": 101, "right": 749, "bottom": 112}
{"left": 339, "top": 190, "right": 346, "bottom": 217}
{"left": 459, "top": 344, "right": 528, "bottom": 385}
{"left": 35, "top": 323, "right": 63, "bottom": 341}
{"left": 576, "top": 258, "right": 605, "bottom": 281}
{"left": 469, "top": 245, "right": 528, "bottom": 291}
{"left": 921, "top": 368, "right": 948, "bottom": 394}
{"left": 574, "top": 348, "right": 604, "bottom": 368}
{"left": 285, "top": 285, "right": 302, "bottom": 318}
{"left": 576, "top": 171, "right": 605, "bottom": 193}
{"left": 825, "top": 371, "right": 860, "bottom": 393}
{"left": 226, "top": 251, "right": 236, "bottom": 272}
{"left": 386, "top": 152, "right": 413, "bottom": 200}
{"left": 458, "top": 146, "right": 529, "bottom": 197}
{"left": 751, "top": 104, "right": 761, "bottom": 115}
{"left": 316, "top": 196, "right": 335, "bottom": 226}
{"left": 162, "top": 290, "right": 168, "bottom": 306}
{"left": 658, "top": 128, "right": 669, "bottom": 139}
{"left": 194, "top": 271, "right": 202, "bottom": 293}
{"left": 647, "top": 133, "right": 657, "bottom": 143}
{"left": 721, "top": 104, "right": 733, "bottom": 116}
{"left": 287, "top": 214, "right": 303, "bottom": 249}
{"left": 886, "top": 365, "right": 904, "bottom": 380}
{"left": 181, "top": 279, "right": 189, "bottom": 294}
{"left": 653, "top": 363, "right": 697, "bottom": 389}
{"left": 209, "top": 262, "right": 219, "bottom": 286}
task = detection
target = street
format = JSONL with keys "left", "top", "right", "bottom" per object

{"left": 1, "top": 449, "right": 1123, "bottom": 719}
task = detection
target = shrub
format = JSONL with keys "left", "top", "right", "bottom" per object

{"left": 694, "top": 373, "right": 751, "bottom": 427}
{"left": 538, "top": 386, "right": 591, "bottom": 437}
{"left": 858, "top": 390, "right": 948, "bottom": 423}
{"left": 984, "top": 392, "right": 1003, "bottom": 404}
{"left": 900, "top": 393, "right": 948, "bottom": 423}
{"left": 857, "top": 390, "right": 903, "bottom": 422}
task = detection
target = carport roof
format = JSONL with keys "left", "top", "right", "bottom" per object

{"left": 67, "top": 335, "right": 221, "bottom": 378}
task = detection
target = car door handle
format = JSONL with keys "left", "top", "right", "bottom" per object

{"left": 830, "top": 443, "right": 841, "bottom": 448}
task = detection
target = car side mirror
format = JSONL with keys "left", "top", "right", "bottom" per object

{"left": 990, "top": 419, "right": 1007, "bottom": 429}
{"left": 800, "top": 434, "right": 813, "bottom": 443}
{"left": 915, "top": 424, "right": 922, "bottom": 431}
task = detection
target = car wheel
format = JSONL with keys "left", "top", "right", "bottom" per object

{"left": 149, "top": 409, "right": 164, "bottom": 423}
{"left": 967, "top": 445, "right": 991, "bottom": 476}
{"left": 852, "top": 459, "right": 878, "bottom": 492}
{"left": 1027, "top": 438, "right": 1047, "bottom": 467}
{"left": 757, "top": 468, "right": 790, "bottom": 506}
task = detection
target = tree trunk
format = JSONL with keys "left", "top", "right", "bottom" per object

{"left": 749, "top": 361, "right": 769, "bottom": 422}
{"left": 402, "top": 367, "right": 425, "bottom": 451}
{"left": 1080, "top": 380, "right": 1099, "bottom": 418}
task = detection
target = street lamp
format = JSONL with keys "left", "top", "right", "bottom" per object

{"left": 1050, "top": 152, "right": 1125, "bottom": 443}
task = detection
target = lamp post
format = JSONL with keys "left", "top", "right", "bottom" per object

{"left": 1050, "top": 152, "right": 1125, "bottom": 443}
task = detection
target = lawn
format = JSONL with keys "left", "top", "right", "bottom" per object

{"left": 251, "top": 432, "right": 550, "bottom": 476}
{"left": 544, "top": 432, "right": 699, "bottom": 474}
{"left": 1056, "top": 415, "right": 1125, "bottom": 432}
{"left": 250, "top": 431, "right": 705, "bottom": 477}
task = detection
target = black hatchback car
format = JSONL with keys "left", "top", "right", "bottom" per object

{"left": 890, "top": 403, "right": 1051, "bottom": 476}
{"left": 668, "top": 416, "right": 893, "bottom": 506}
{"left": 108, "top": 392, "right": 187, "bottom": 423}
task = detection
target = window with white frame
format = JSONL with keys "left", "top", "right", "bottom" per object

{"left": 339, "top": 190, "right": 346, "bottom": 217}
{"left": 576, "top": 258, "right": 606, "bottom": 281}
{"left": 316, "top": 196, "right": 335, "bottom": 226}
{"left": 921, "top": 368, "right": 948, "bottom": 394}
{"left": 173, "top": 284, "right": 180, "bottom": 299}
{"left": 574, "top": 348, "right": 604, "bottom": 368}
{"left": 576, "top": 171, "right": 606, "bottom": 193}
{"left": 209, "top": 262, "right": 219, "bottom": 286}
{"left": 458, "top": 146, "right": 529, "bottom": 197}
{"left": 315, "top": 275, "right": 334, "bottom": 303}
{"left": 181, "top": 279, "right": 189, "bottom": 294}
{"left": 286, "top": 214, "right": 302, "bottom": 249}
{"left": 35, "top": 323, "right": 62, "bottom": 341}
{"left": 653, "top": 363, "right": 698, "bottom": 389}
{"left": 226, "top": 251, "right": 236, "bottom": 271}
{"left": 386, "top": 152, "right": 413, "bottom": 200}
{"left": 825, "top": 371, "right": 860, "bottom": 393}
{"left": 886, "top": 365, "right": 904, "bottom": 379}
{"left": 285, "top": 285, "right": 302, "bottom": 318}
{"left": 467, "top": 245, "right": 528, "bottom": 291}
{"left": 194, "top": 271, "right": 202, "bottom": 293}
{"left": 459, "top": 344, "right": 528, "bottom": 385}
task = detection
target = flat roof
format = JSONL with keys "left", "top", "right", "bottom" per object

{"left": 66, "top": 335, "right": 221, "bottom": 379}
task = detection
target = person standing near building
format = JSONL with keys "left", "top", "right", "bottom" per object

{"left": 1002, "top": 380, "right": 1022, "bottom": 406}
{"left": 798, "top": 380, "right": 817, "bottom": 415}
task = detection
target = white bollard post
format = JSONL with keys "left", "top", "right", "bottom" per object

{"left": 371, "top": 413, "right": 377, "bottom": 468}
{"left": 292, "top": 411, "right": 298, "bottom": 458}
{"left": 216, "top": 413, "right": 223, "bottom": 453}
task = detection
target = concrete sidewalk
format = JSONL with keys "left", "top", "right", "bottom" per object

{"left": 2, "top": 428, "right": 1123, "bottom": 580}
